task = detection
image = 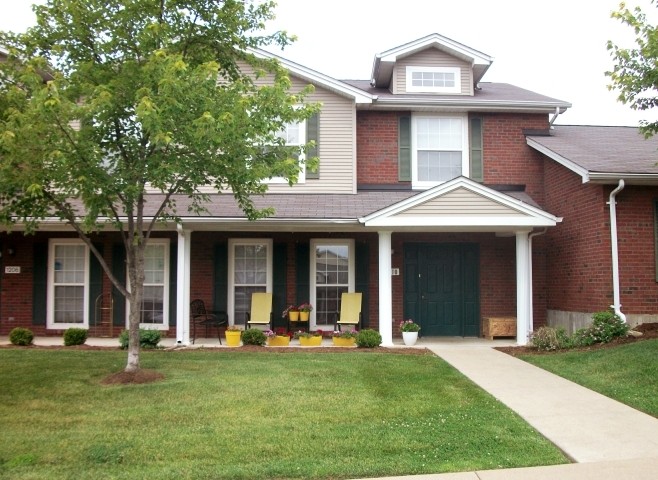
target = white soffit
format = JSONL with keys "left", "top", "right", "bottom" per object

{"left": 359, "top": 177, "right": 559, "bottom": 228}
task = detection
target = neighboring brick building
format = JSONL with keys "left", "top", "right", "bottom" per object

{"left": 2, "top": 34, "right": 656, "bottom": 345}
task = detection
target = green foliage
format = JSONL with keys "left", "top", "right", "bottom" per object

{"left": 607, "top": 2, "right": 658, "bottom": 136}
{"left": 530, "top": 326, "right": 572, "bottom": 351}
{"left": 8, "top": 327, "right": 34, "bottom": 346}
{"left": 63, "top": 328, "right": 88, "bottom": 346}
{"left": 355, "top": 329, "right": 382, "bottom": 348}
{"left": 573, "top": 311, "right": 629, "bottom": 346}
{"left": 532, "top": 311, "right": 629, "bottom": 350}
{"left": 241, "top": 328, "right": 267, "bottom": 346}
{"left": 119, "top": 329, "right": 161, "bottom": 349}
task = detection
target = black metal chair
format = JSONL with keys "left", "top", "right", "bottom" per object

{"left": 190, "top": 299, "right": 228, "bottom": 344}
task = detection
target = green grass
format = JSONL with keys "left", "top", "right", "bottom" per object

{"left": 0, "top": 349, "right": 567, "bottom": 479}
{"left": 520, "top": 339, "right": 658, "bottom": 417}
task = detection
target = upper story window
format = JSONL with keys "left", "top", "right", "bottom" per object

{"left": 406, "top": 66, "right": 461, "bottom": 94}
{"left": 412, "top": 114, "right": 469, "bottom": 188}
{"left": 265, "top": 119, "right": 307, "bottom": 184}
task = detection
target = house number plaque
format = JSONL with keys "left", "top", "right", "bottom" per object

{"left": 5, "top": 266, "right": 21, "bottom": 274}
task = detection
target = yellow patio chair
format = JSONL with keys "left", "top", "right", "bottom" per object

{"left": 334, "top": 292, "right": 362, "bottom": 331}
{"left": 246, "top": 292, "right": 273, "bottom": 329}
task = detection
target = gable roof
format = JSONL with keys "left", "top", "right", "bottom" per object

{"left": 527, "top": 125, "right": 658, "bottom": 184}
{"left": 371, "top": 33, "right": 494, "bottom": 89}
{"left": 345, "top": 80, "right": 571, "bottom": 113}
{"left": 359, "top": 177, "right": 560, "bottom": 231}
{"left": 251, "top": 47, "right": 375, "bottom": 104}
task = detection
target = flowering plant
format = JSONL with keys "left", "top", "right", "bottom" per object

{"left": 399, "top": 319, "right": 420, "bottom": 332}
{"left": 265, "top": 327, "right": 292, "bottom": 338}
{"left": 294, "top": 329, "right": 323, "bottom": 338}
{"left": 282, "top": 304, "right": 300, "bottom": 318}
{"left": 332, "top": 329, "right": 358, "bottom": 339}
{"left": 226, "top": 325, "right": 242, "bottom": 332}
{"left": 298, "top": 303, "right": 313, "bottom": 313}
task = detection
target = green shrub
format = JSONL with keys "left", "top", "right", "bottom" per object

{"left": 573, "top": 310, "right": 629, "bottom": 346}
{"left": 9, "top": 327, "right": 34, "bottom": 346}
{"left": 63, "top": 328, "right": 88, "bottom": 346}
{"left": 356, "top": 329, "right": 382, "bottom": 348}
{"left": 241, "top": 328, "right": 267, "bottom": 346}
{"left": 530, "top": 326, "right": 571, "bottom": 351}
{"left": 119, "top": 329, "right": 162, "bottom": 349}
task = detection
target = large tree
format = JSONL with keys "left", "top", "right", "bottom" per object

{"left": 607, "top": 1, "right": 658, "bottom": 136}
{"left": 0, "top": 0, "right": 318, "bottom": 372}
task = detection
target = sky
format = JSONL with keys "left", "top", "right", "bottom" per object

{"left": 1, "top": 0, "right": 656, "bottom": 127}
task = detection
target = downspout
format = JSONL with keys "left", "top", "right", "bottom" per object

{"left": 528, "top": 228, "right": 548, "bottom": 333}
{"left": 549, "top": 107, "right": 561, "bottom": 129}
{"left": 608, "top": 179, "right": 627, "bottom": 322}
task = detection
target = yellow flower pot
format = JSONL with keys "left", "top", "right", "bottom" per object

{"left": 299, "top": 311, "right": 310, "bottom": 321}
{"left": 332, "top": 337, "right": 356, "bottom": 347}
{"left": 224, "top": 330, "right": 242, "bottom": 347}
{"left": 288, "top": 311, "right": 300, "bottom": 321}
{"left": 299, "top": 335, "right": 322, "bottom": 346}
{"left": 267, "top": 335, "right": 290, "bottom": 347}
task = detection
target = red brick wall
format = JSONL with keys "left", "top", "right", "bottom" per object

{"left": 356, "top": 111, "right": 404, "bottom": 184}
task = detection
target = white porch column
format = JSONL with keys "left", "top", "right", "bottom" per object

{"left": 176, "top": 226, "right": 192, "bottom": 345}
{"left": 378, "top": 231, "right": 394, "bottom": 346}
{"left": 515, "top": 230, "right": 531, "bottom": 345}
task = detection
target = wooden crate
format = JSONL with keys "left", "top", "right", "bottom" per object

{"left": 481, "top": 317, "right": 516, "bottom": 340}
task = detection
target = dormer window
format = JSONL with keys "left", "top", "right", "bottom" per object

{"left": 406, "top": 66, "right": 461, "bottom": 94}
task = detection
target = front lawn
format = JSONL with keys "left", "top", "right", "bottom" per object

{"left": 520, "top": 339, "right": 658, "bottom": 417}
{"left": 0, "top": 349, "right": 567, "bottom": 479}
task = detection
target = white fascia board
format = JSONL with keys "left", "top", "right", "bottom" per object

{"left": 526, "top": 137, "right": 590, "bottom": 183}
{"left": 587, "top": 173, "right": 658, "bottom": 185}
{"left": 378, "top": 33, "right": 493, "bottom": 66}
{"left": 360, "top": 177, "right": 559, "bottom": 224}
{"left": 370, "top": 97, "right": 571, "bottom": 113}
{"left": 363, "top": 216, "right": 558, "bottom": 228}
{"left": 251, "top": 48, "right": 374, "bottom": 104}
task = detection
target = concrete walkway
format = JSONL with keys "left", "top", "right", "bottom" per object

{"left": 3, "top": 336, "right": 658, "bottom": 479}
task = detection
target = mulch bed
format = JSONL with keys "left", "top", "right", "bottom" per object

{"left": 496, "top": 322, "right": 658, "bottom": 357}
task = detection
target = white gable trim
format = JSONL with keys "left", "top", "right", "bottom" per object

{"left": 251, "top": 48, "right": 375, "bottom": 104}
{"left": 378, "top": 33, "right": 493, "bottom": 67}
{"left": 526, "top": 137, "right": 590, "bottom": 183}
{"left": 359, "top": 176, "right": 560, "bottom": 228}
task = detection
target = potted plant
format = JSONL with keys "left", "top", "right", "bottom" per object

{"left": 282, "top": 304, "right": 300, "bottom": 322}
{"left": 332, "top": 329, "right": 358, "bottom": 347}
{"left": 399, "top": 319, "right": 421, "bottom": 346}
{"left": 224, "top": 325, "right": 242, "bottom": 347}
{"left": 264, "top": 328, "right": 290, "bottom": 347}
{"left": 298, "top": 303, "right": 313, "bottom": 321}
{"left": 295, "top": 329, "right": 323, "bottom": 346}
{"left": 242, "top": 328, "right": 267, "bottom": 346}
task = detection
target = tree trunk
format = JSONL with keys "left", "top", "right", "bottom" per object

{"left": 125, "top": 243, "right": 145, "bottom": 373}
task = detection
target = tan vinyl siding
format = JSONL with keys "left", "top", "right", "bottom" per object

{"left": 393, "top": 48, "right": 472, "bottom": 95}
{"left": 396, "top": 188, "right": 525, "bottom": 217}
{"left": 228, "top": 64, "right": 356, "bottom": 194}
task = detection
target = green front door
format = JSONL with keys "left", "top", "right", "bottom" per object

{"left": 403, "top": 243, "right": 479, "bottom": 336}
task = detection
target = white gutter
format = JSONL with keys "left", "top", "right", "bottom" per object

{"left": 548, "top": 107, "right": 560, "bottom": 129}
{"left": 608, "top": 179, "right": 627, "bottom": 322}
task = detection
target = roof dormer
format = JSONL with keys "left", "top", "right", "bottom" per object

{"left": 371, "top": 33, "right": 493, "bottom": 95}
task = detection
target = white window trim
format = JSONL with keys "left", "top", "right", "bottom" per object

{"left": 309, "top": 239, "right": 355, "bottom": 330}
{"left": 406, "top": 66, "right": 461, "bottom": 94}
{"left": 47, "top": 239, "right": 90, "bottom": 330}
{"left": 411, "top": 113, "right": 470, "bottom": 190}
{"left": 227, "top": 238, "right": 273, "bottom": 327}
{"left": 265, "top": 117, "right": 307, "bottom": 185}
{"left": 125, "top": 239, "right": 171, "bottom": 331}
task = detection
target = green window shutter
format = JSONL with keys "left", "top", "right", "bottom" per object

{"left": 272, "top": 243, "right": 287, "bottom": 329}
{"left": 32, "top": 243, "right": 48, "bottom": 325}
{"left": 213, "top": 243, "right": 228, "bottom": 314}
{"left": 295, "top": 243, "right": 310, "bottom": 305}
{"left": 470, "top": 117, "right": 483, "bottom": 182}
{"left": 111, "top": 244, "right": 126, "bottom": 327}
{"left": 88, "top": 244, "right": 104, "bottom": 326}
{"left": 355, "top": 242, "right": 370, "bottom": 328}
{"left": 655, "top": 201, "right": 658, "bottom": 282}
{"left": 306, "top": 113, "right": 319, "bottom": 179}
{"left": 398, "top": 115, "right": 411, "bottom": 182}
{"left": 169, "top": 244, "right": 177, "bottom": 325}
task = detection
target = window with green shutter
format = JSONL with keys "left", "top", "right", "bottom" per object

{"left": 306, "top": 113, "right": 319, "bottom": 179}
{"left": 470, "top": 117, "right": 483, "bottom": 182}
{"left": 398, "top": 115, "right": 411, "bottom": 181}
